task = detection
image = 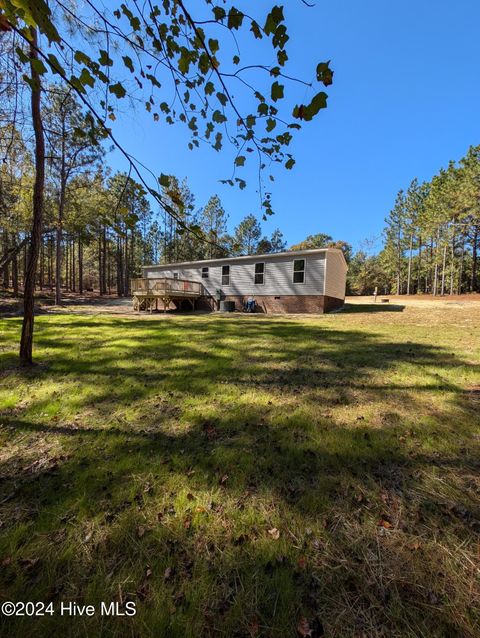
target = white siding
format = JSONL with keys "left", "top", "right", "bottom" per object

{"left": 143, "top": 253, "right": 326, "bottom": 297}
{"left": 324, "top": 251, "right": 347, "bottom": 300}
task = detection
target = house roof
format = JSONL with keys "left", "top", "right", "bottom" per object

{"left": 144, "top": 247, "right": 347, "bottom": 271}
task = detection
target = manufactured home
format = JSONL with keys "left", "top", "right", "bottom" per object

{"left": 132, "top": 248, "right": 347, "bottom": 314}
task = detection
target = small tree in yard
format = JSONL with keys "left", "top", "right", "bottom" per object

{"left": 1, "top": 1, "right": 334, "bottom": 364}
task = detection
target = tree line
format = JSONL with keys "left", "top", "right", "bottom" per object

{"left": 0, "top": 91, "right": 288, "bottom": 302}
{"left": 370, "top": 148, "right": 480, "bottom": 296}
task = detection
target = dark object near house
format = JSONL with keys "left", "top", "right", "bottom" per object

{"left": 380, "top": 298, "right": 390, "bottom": 303}
{"left": 220, "top": 300, "right": 235, "bottom": 312}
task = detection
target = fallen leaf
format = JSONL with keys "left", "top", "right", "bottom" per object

{"left": 297, "top": 556, "right": 307, "bottom": 569}
{"left": 219, "top": 474, "right": 229, "bottom": 485}
{"left": 137, "top": 525, "right": 146, "bottom": 538}
{"left": 164, "top": 566, "right": 173, "bottom": 581}
{"left": 268, "top": 527, "right": 280, "bottom": 540}
{"left": 377, "top": 518, "right": 393, "bottom": 529}
{"left": 297, "top": 617, "right": 312, "bottom": 637}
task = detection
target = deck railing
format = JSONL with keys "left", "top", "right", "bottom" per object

{"left": 131, "top": 277, "right": 202, "bottom": 296}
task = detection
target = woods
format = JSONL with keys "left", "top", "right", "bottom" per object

{"left": 0, "top": 0, "right": 333, "bottom": 363}
{"left": 380, "top": 149, "right": 480, "bottom": 295}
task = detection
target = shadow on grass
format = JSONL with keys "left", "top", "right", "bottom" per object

{"left": 342, "top": 303, "right": 405, "bottom": 313}
{"left": 0, "top": 315, "right": 479, "bottom": 637}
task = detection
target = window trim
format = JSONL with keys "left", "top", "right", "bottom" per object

{"left": 221, "top": 264, "right": 230, "bottom": 286}
{"left": 254, "top": 262, "right": 265, "bottom": 286}
{"left": 201, "top": 267, "right": 209, "bottom": 279}
{"left": 292, "top": 258, "right": 306, "bottom": 284}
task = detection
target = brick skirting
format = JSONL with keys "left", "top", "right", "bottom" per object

{"left": 189, "top": 294, "right": 344, "bottom": 314}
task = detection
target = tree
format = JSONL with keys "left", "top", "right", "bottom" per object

{"left": 44, "top": 87, "right": 105, "bottom": 304}
{"left": 381, "top": 190, "right": 407, "bottom": 294}
{"left": 257, "top": 228, "right": 286, "bottom": 253}
{"left": 199, "top": 195, "right": 229, "bottom": 259}
{"left": 19, "top": 27, "right": 44, "bottom": 365}
{"left": 232, "top": 214, "right": 262, "bottom": 255}
{"left": 2, "top": 0, "right": 334, "bottom": 363}
{"left": 290, "top": 233, "right": 333, "bottom": 251}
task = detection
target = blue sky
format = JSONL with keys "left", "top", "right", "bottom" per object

{"left": 108, "top": 0, "right": 480, "bottom": 251}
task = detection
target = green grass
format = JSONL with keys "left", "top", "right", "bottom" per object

{"left": 0, "top": 305, "right": 479, "bottom": 637}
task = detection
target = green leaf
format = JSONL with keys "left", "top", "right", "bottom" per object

{"left": 250, "top": 20, "right": 262, "bottom": 39}
{"left": 212, "top": 6, "right": 226, "bottom": 21}
{"left": 277, "top": 50, "right": 288, "bottom": 66}
{"left": 159, "top": 174, "right": 170, "bottom": 187}
{"left": 204, "top": 81, "right": 215, "bottom": 95}
{"left": 257, "top": 102, "right": 268, "bottom": 116}
{"left": 266, "top": 118, "right": 276, "bottom": 132}
{"left": 109, "top": 82, "right": 126, "bottom": 98}
{"left": 208, "top": 38, "right": 219, "bottom": 54}
{"left": 212, "top": 110, "right": 226, "bottom": 124}
{"left": 31, "top": 59, "right": 47, "bottom": 75}
{"left": 46, "top": 53, "right": 64, "bottom": 75}
{"left": 99, "top": 50, "right": 113, "bottom": 67}
{"left": 227, "top": 7, "right": 244, "bottom": 30}
{"left": 293, "top": 91, "right": 328, "bottom": 121}
{"left": 233, "top": 55, "right": 240, "bottom": 65}
{"left": 235, "top": 155, "right": 246, "bottom": 167}
{"left": 285, "top": 158, "right": 295, "bottom": 169}
{"left": 264, "top": 6, "right": 284, "bottom": 35}
{"left": 216, "top": 92, "right": 227, "bottom": 106}
{"left": 272, "top": 24, "right": 289, "bottom": 50}
{"left": 316, "top": 61, "right": 334, "bottom": 86}
{"left": 122, "top": 55, "right": 134, "bottom": 73}
{"left": 79, "top": 67, "right": 95, "bottom": 88}
{"left": 270, "top": 81, "right": 284, "bottom": 102}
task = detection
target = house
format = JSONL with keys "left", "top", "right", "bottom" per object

{"left": 135, "top": 248, "right": 347, "bottom": 314}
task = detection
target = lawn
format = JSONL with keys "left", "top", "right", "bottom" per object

{"left": 0, "top": 303, "right": 479, "bottom": 637}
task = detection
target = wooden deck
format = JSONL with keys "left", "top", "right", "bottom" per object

{"left": 131, "top": 277, "right": 203, "bottom": 312}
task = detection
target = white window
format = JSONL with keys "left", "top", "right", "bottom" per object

{"left": 254, "top": 262, "right": 265, "bottom": 285}
{"left": 222, "top": 265, "right": 230, "bottom": 286}
{"left": 293, "top": 259, "right": 305, "bottom": 284}
{"left": 202, "top": 267, "right": 209, "bottom": 279}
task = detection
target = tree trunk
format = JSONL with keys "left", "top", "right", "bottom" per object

{"left": 449, "top": 229, "right": 455, "bottom": 296}
{"left": 417, "top": 236, "right": 422, "bottom": 293}
{"left": 0, "top": 236, "right": 28, "bottom": 274}
{"left": 440, "top": 242, "right": 447, "bottom": 296}
{"left": 20, "top": 28, "right": 45, "bottom": 366}
{"left": 78, "top": 234, "right": 83, "bottom": 294}
{"left": 39, "top": 236, "right": 44, "bottom": 290}
{"left": 406, "top": 233, "right": 413, "bottom": 295}
{"left": 98, "top": 232, "right": 103, "bottom": 294}
{"left": 12, "top": 235, "right": 18, "bottom": 297}
{"left": 55, "top": 132, "right": 67, "bottom": 304}
{"left": 458, "top": 236, "right": 465, "bottom": 294}
{"left": 472, "top": 226, "right": 478, "bottom": 292}
{"left": 71, "top": 238, "right": 75, "bottom": 292}
{"left": 2, "top": 233, "right": 9, "bottom": 288}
